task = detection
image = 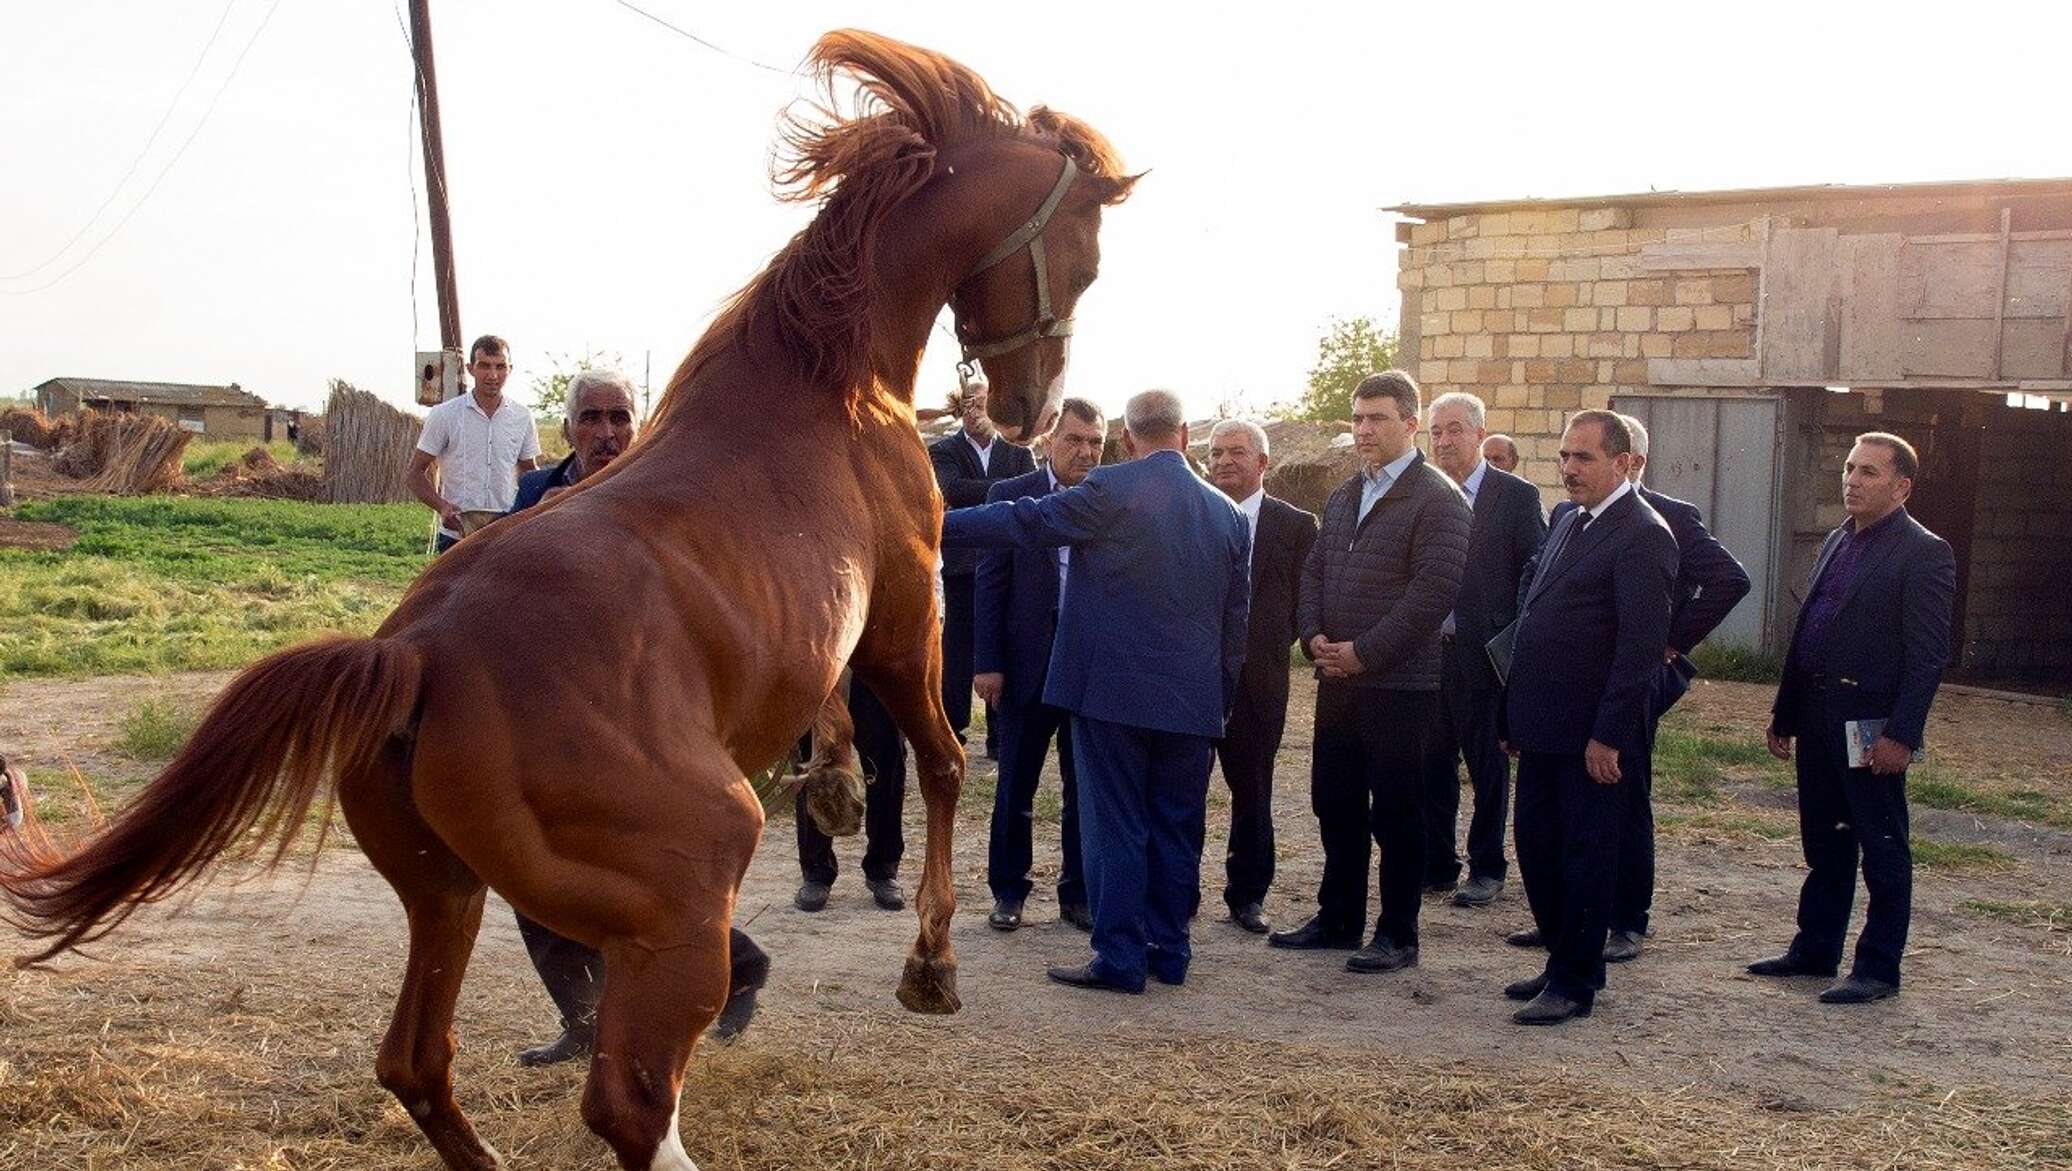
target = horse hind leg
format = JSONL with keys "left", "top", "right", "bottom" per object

{"left": 794, "top": 681, "right": 866, "bottom": 837}
{"left": 338, "top": 745, "right": 503, "bottom": 1171}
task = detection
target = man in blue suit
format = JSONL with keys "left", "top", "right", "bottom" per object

{"left": 1510, "top": 415, "right": 1750, "bottom": 962}
{"left": 941, "top": 389, "right": 1251, "bottom": 994}
{"left": 972, "top": 398, "right": 1107, "bottom": 932}
{"left": 1500, "top": 409, "right": 1678, "bottom": 1025}
{"left": 1750, "top": 432, "right": 1954, "bottom": 1004}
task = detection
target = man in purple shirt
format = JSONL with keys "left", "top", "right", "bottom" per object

{"left": 1751, "top": 432, "right": 1955, "bottom": 1005}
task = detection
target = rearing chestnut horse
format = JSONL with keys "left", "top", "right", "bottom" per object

{"left": 0, "top": 30, "right": 1132, "bottom": 1171}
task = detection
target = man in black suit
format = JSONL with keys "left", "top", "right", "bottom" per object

{"left": 1271, "top": 371, "right": 1470, "bottom": 975}
{"left": 1510, "top": 414, "right": 1752, "bottom": 961}
{"left": 793, "top": 675, "right": 908, "bottom": 914}
{"left": 973, "top": 398, "right": 1105, "bottom": 932}
{"left": 1419, "top": 392, "right": 1547, "bottom": 908}
{"left": 1500, "top": 409, "right": 1678, "bottom": 1025}
{"left": 930, "top": 379, "right": 1037, "bottom": 759}
{"left": 1204, "top": 419, "right": 1319, "bottom": 934}
{"left": 1751, "top": 432, "right": 1954, "bottom": 1004}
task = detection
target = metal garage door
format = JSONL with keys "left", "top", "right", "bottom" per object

{"left": 1610, "top": 394, "right": 1781, "bottom": 649}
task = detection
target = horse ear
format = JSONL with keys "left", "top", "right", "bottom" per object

{"left": 1093, "top": 170, "right": 1145, "bottom": 206}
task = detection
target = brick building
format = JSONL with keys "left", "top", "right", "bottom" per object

{"left": 32, "top": 377, "right": 276, "bottom": 440}
{"left": 1390, "top": 177, "right": 2072, "bottom": 683}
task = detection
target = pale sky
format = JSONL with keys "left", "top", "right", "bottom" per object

{"left": 5, "top": 1, "right": 2069, "bottom": 421}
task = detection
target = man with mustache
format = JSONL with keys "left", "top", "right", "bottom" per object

{"left": 1499, "top": 410, "right": 1678, "bottom": 1025}
{"left": 501, "top": 368, "right": 771, "bottom": 1065}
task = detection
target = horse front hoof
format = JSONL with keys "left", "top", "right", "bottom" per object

{"left": 801, "top": 766, "right": 865, "bottom": 837}
{"left": 896, "top": 954, "right": 961, "bottom": 1015}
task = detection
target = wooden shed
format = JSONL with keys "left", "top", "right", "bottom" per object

{"left": 1390, "top": 177, "right": 2072, "bottom": 684}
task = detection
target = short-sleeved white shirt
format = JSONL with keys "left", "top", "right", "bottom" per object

{"left": 415, "top": 392, "right": 541, "bottom": 535}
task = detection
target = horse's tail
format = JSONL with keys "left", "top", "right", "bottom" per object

{"left": 0, "top": 636, "right": 423, "bottom": 965}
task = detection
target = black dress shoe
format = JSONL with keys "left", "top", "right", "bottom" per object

{"left": 1059, "top": 902, "right": 1093, "bottom": 932}
{"left": 866, "top": 879, "right": 906, "bottom": 911}
{"left": 1504, "top": 973, "right": 1549, "bottom": 1001}
{"left": 1229, "top": 902, "right": 1270, "bottom": 934}
{"left": 1603, "top": 930, "right": 1644, "bottom": 963}
{"left": 517, "top": 1024, "right": 594, "bottom": 1067}
{"left": 987, "top": 898, "right": 1024, "bottom": 931}
{"left": 1045, "top": 962, "right": 1143, "bottom": 994}
{"left": 1819, "top": 975, "right": 1899, "bottom": 1004}
{"left": 1512, "top": 989, "right": 1592, "bottom": 1025}
{"left": 1345, "top": 938, "right": 1419, "bottom": 973}
{"left": 794, "top": 880, "right": 831, "bottom": 912}
{"left": 1505, "top": 927, "right": 1544, "bottom": 948}
{"left": 1453, "top": 876, "right": 1504, "bottom": 907}
{"left": 711, "top": 984, "right": 761, "bottom": 1043}
{"left": 1746, "top": 953, "right": 1837, "bottom": 979}
{"left": 1267, "top": 915, "right": 1361, "bottom": 950}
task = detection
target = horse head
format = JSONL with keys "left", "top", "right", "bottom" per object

{"left": 945, "top": 114, "right": 1137, "bottom": 444}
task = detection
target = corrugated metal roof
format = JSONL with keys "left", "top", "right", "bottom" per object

{"left": 1387, "top": 176, "right": 2072, "bottom": 219}
{"left": 35, "top": 378, "right": 263, "bottom": 408}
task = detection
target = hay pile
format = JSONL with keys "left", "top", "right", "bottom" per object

{"left": 321, "top": 380, "right": 420, "bottom": 504}
{"left": 50, "top": 412, "right": 192, "bottom": 494}
{"left": 199, "top": 446, "right": 323, "bottom": 501}
{"left": 0, "top": 406, "right": 73, "bottom": 452}
{"left": 1261, "top": 419, "right": 1360, "bottom": 515}
{"left": 2, "top": 953, "right": 2065, "bottom": 1170}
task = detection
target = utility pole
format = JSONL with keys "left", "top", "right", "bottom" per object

{"left": 409, "top": 0, "right": 462, "bottom": 360}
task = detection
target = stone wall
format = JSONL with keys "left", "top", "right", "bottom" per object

{"left": 1400, "top": 208, "right": 1759, "bottom": 495}
{"left": 1962, "top": 403, "right": 2072, "bottom": 680}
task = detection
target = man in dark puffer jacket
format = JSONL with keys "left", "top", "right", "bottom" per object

{"left": 1270, "top": 370, "right": 1470, "bottom": 975}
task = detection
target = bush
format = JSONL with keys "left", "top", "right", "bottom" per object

{"left": 116, "top": 699, "right": 197, "bottom": 761}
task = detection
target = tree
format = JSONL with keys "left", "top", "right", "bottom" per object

{"left": 1285, "top": 316, "right": 1399, "bottom": 423}
{"left": 529, "top": 348, "right": 625, "bottom": 423}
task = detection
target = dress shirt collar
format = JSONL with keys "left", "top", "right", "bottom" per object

{"left": 1460, "top": 459, "right": 1488, "bottom": 501}
{"left": 1580, "top": 478, "right": 1633, "bottom": 523}
{"left": 1361, "top": 447, "right": 1419, "bottom": 492}
{"left": 1237, "top": 487, "right": 1265, "bottom": 524}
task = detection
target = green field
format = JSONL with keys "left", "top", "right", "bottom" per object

{"left": 179, "top": 438, "right": 304, "bottom": 479}
{"left": 1, "top": 496, "right": 430, "bottom": 677}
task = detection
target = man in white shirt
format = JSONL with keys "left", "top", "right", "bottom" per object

{"left": 408, "top": 335, "right": 542, "bottom": 552}
{"left": 1203, "top": 420, "right": 1317, "bottom": 933}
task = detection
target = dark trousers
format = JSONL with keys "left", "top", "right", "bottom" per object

{"left": 988, "top": 696, "right": 1084, "bottom": 905}
{"left": 434, "top": 531, "right": 459, "bottom": 554}
{"left": 1073, "top": 714, "right": 1212, "bottom": 989}
{"left": 1214, "top": 692, "right": 1285, "bottom": 909}
{"left": 1787, "top": 693, "right": 1913, "bottom": 984}
{"left": 795, "top": 681, "right": 906, "bottom": 885}
{"left": 1514, "top": 750, "right": 1624, "bottom": 1001}
{"left": 939, "top": 574, "right": 995, "bottom": 753}
{"left": 1611, "top": 665, "right": 1685, "bottom": 935}
{"left": 1420, "top": 638, "right": 1510, "bottom": 885}
{"left": 516, "top": 915, "right": 768, "bottom": 1032}
{"left": 1310, "top": 683, "right": 1434, "bottom": 947}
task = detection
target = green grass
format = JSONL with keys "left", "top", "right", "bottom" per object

{"left": 1912, "top": 838, "right": 2017, "bottom": 871}
{"left": 180, "top": 439, "right": 302, "bottom": 479}
{"left": 1909, "top": 773, "right": 2067, "bottom": 828}
{"left": 114, "top": 698, "right": 198, "bottom": 760}
{"left": 1689, "top": 642, "right": 1783, "bottom": 683}
{"left": 0, "top": 496, "right": 428, "bottom": 677}
{"left": 1959, "top": 898, "right": 2071, "bottom": 928}
{"left": 1657, "top": 808, "right": 1797, "bottom": 841}
{"left": 1652, "top": 725, "right": 1790, "bottom": 805}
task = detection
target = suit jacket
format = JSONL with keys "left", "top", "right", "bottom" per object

{"left": 508, "top": 453, "right": 580, "bottom": 514}
{"left": 1505, "top": 487, "right": 1679, "bottom": 756}
{"left": 1236, "top": 494, "right": 1320, "bottom": 719}
{"left": 974, "top": 467, "right": 1067, "bottom": 709}
{"left": 1296, "top": 452, "right": 1472, "bottom": 691}
{"left": 941, "top": 449, "right": 1251, "bottom": 739}
{"left": 1769, "top": 507, "right": 1954, "bottom": 751}
{"left": 1449, "top": 464, "right": 1548, "bottom": 668}
{"left": 930, "top": 430, "right": 1036, "bottom": 577}
{"left": 1550, "top": 486, "right": 1751, "bottom": 656}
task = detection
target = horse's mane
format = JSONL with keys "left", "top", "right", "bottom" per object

{"left": 648, "top": 30, "right": 1129, "bottom": 432}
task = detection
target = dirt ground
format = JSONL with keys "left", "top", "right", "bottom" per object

{"left": 2, "top": 669, "right": 2068, "bottom": 1169}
